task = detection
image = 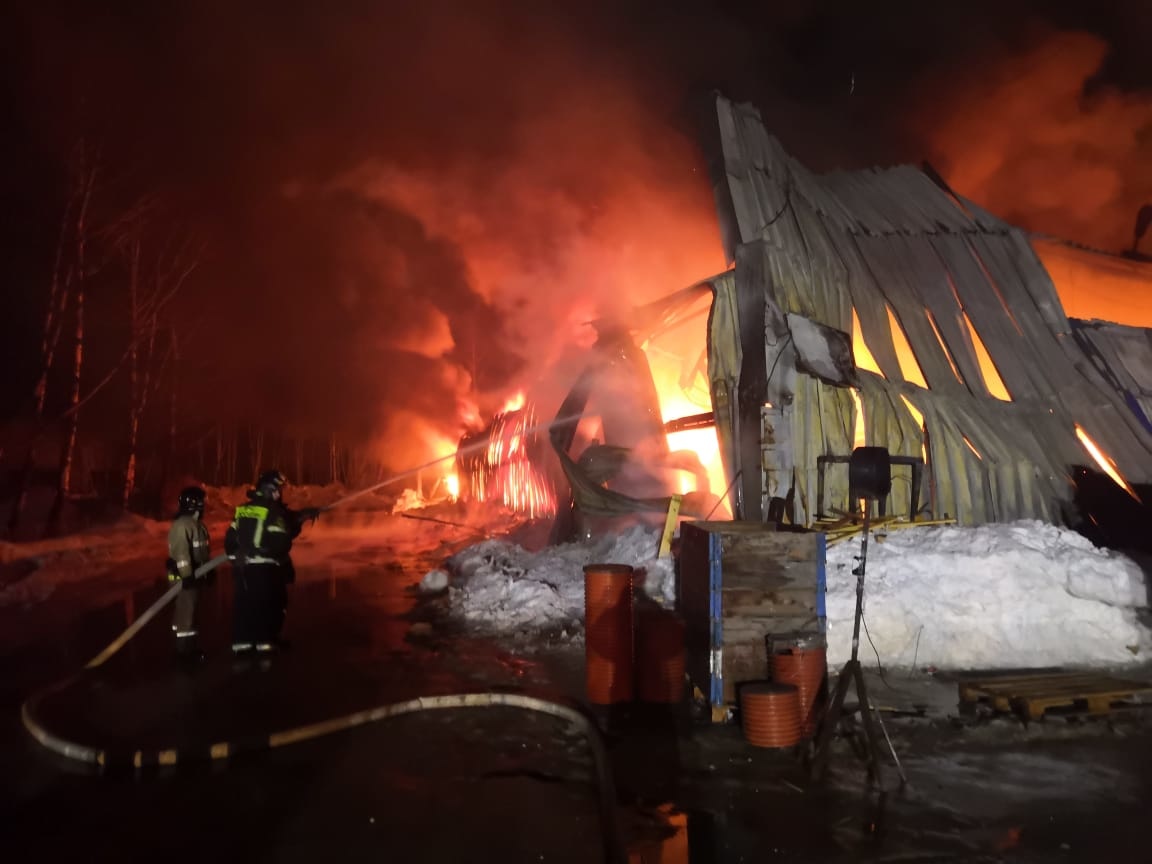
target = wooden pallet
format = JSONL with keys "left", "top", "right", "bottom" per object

{"left": 958, "top": 672, "right": 1152, "bottom": 720}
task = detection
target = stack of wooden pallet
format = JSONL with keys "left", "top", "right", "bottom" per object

{"left": 958, "top": 670, "right": 1152, "bottom": 720}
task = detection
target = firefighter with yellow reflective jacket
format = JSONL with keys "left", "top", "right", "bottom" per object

{"left": 166, "top": 486, "right": 212, "bottom": 661}
{"left": 224, "top": 470, "right": 319, "bottom": 654}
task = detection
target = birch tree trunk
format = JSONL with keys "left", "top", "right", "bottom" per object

{"left": 122, "top": 239, "right": 142, "bottom": 508}
{"left": 8, "top": 155, "right": 87, "bottom": 535}
{"left": 49, "top": 280, "right": 84, "bottom": 533}
{"left": 47, "top": 153, "right": 95, "bottom": 535}
{"left": 164, "top": 327, "right": 179, "bottom": 492}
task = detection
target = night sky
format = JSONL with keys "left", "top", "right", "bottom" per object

{"left": 2, "top": 1, "right": 1150, "bottom": 469}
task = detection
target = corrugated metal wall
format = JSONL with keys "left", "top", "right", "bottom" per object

{"left": 708, "top": 97, "right": 1152, "bottom": 525}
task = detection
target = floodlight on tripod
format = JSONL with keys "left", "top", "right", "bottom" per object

{"left": 812, "top": 446, "right": 895, "bottom": 787}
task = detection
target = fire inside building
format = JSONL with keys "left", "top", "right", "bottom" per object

{"left": 445, "top": 96, "right": 1151, "bottom": 548}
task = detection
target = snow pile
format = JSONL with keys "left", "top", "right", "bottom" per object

{"left": 827, "top": 520, "right": 1150, "bottom": 669}
{"left": 446, "top": 526, "right": 673, "bottom": 634}
{"left": 420, "top": 569, "right": 450, "bottom": 592}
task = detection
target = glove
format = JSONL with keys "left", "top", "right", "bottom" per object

{"left": 299, "top": 507, "right": 321, "bottom": 525}
{"left": 165, "top": 558, "right": 180, "bottom": 585}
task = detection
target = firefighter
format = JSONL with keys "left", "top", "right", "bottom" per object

{"left": 225, "top": 470, "right": 319, "bottom": 654}
{"left": 166, "top": 486, "right": 212, "bottom": 661}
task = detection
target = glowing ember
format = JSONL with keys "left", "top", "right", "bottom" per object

{"left": 1074, "top": 424, "right": 1139, "bottom": 500}
{"left": 461, "top": 402, "right": 556, "bottom": 518}
{"left": 445, "top": 473, "right": 460, "bottom": 500}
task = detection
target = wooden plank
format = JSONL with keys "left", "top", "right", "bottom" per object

{"left": 722, "top": 640, "right": 770, "bottom": 703}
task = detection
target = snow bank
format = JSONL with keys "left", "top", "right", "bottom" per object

{"left": 446, "top": 526, "right": 673, "bottom": 634}
{"left": 826, "top": 520, "right": 1150, "bottom": 669}
{"left": 447, "top": 518, "right": 1150, "bottom": 669}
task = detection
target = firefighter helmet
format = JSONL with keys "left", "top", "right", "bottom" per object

{"left": 256, "top": 469, "right": 287, "bottom": 499}
{"left": 177, "top": 486, "right": 207, "bottom": 516}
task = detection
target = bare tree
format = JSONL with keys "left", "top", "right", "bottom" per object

{"left": 8, "top": 144, "right": 95, "bottom": 535}
{"left": 47, "top": 148, "right": 99, "bottom": 533}
{"left": 113, "top": 208, "right": 198, "bottom": 509}
{"left": 163, "top": 325, "right": 180, "bottom": 494}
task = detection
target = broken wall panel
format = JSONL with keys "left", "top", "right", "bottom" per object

{"left": 708, "top": 96, "right": 1152, "bottom": 525}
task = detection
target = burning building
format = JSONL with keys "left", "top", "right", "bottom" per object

{"left": 696, "top": 95, "right": 1152, "bottom": 526}
{"left": 448, "top": 95, "right": 1152, "bottom": 537}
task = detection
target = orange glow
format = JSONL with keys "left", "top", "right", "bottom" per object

{"left": 851, "top": 388, "right": 866, "bottom": 448}
{"left": 649, "top": 349, "right": 731, "bottom": 517}
{"left": 961, "top": 435, "right": 983, "bottom": 460}
{"left": 1075, "top": 424, "right": 1138, "bottom": 499}
{"left": 501, "top": 391, "right": 526, "bottom": 413}
{"left": 1034, "top": 240, "right": 1152, "bottom": 328}
{"left": 887, "top": 307, "right": 928, "bottom": 388}
{"left": 918, "top": 31, "right": 1151, "bottom": 255}
{"left": 393, "top": 433, "right": 461, "bottom": 511}
{"left": 851, "top": 308, "right": 884, "bottom": 377}
{"left": 642, "top": 297, "right": 731, "bottom": 517}
{"left": 960, "top": 312, "right": 1012, "bottom": 400}
{"left": 899, "top": 395, "right": 928, "bottom": 463}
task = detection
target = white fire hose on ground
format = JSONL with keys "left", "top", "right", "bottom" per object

{"left": 20, "top": 553, "right": 626, "bottom": 864}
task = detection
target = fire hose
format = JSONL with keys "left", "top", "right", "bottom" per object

{"left": 22, "top": 684, "right": 624, "bottom": 864}
{"left": 20, "top": 548, "right": 626, "bottom": 863}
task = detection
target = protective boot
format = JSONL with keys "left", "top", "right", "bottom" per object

{"left": 175, "top": 634, "right": 205, "bottom": 665}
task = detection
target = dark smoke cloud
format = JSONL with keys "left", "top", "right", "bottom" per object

{"left": 912, "top": 27, "right": 1152, "bottom": 251}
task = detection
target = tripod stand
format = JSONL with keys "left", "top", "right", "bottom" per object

{"left": 811, "top": 504, "right": 885, "bottom": 786}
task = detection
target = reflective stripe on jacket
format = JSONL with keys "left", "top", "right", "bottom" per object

{"left": 168, "top": 515, "right": 211, "bottom": 580}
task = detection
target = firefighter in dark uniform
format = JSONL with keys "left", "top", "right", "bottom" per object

{"left": 167, "top": 486, "right": 212, "bottom": 660}
{"left": 225, "top": 470, "right": 318, "bottom": 653}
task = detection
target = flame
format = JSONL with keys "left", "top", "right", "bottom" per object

{"left": 501, "top": 391, "right": 526, "bottom": 413}
{"left": 464, "top": 403, "right": 556, "bottom": 518}
{"left": 391, "top": 433, "right": 461, "bottom": 512}
{"left": 644, "top": 342, "right": 731, "bottom": 517}
{"left": 1074, "top": 424, "right": 1138, "bottom": 499}
{"left": 851, "top": 387, "right": 866, "bottom": 448}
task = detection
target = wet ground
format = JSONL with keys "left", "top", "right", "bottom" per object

{"left": 3, "top": 522, "right": 1152, "bottom": 862}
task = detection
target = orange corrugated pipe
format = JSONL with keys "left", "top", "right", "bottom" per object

{"left": 584, "top": 564, "right": 635, "bottom": 704}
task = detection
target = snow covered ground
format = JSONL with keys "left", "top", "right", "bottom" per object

{"left": 437, "top": 526, "right": 675, "bottom": 636}
{"left": 443, "top": 520, "right": 1151, "bottom": 670}
{"left": 825, "top": 519, "right": 1150, "bottom": 669}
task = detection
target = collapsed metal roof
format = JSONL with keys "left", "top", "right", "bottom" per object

{"left": 704, "top": 96, "right": 1152, "bottom": 525}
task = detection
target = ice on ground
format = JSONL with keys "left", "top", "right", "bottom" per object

{"left": 446, "top": 526, "right": 673, "bottom": 634}
{"left": 826, "top": 520, "right": 1151, "bottom": 669}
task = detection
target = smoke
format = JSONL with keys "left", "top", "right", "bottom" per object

{"left": 914, "top": 29, "right": 1152, "bottom": 251}
{"left": 315, "top": 28, "right": 726, "bottom": 465}
{"left": 11, "top": 0, "right": 1152, "bottom": 471}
